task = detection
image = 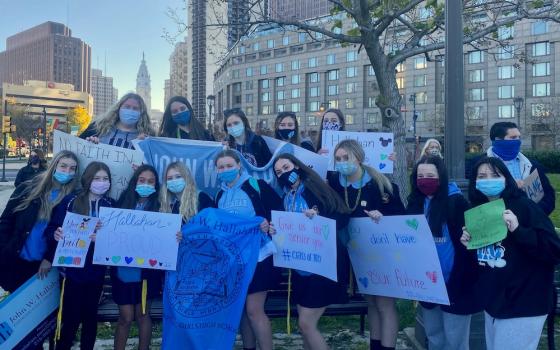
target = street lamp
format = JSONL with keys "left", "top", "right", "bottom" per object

{"left": 513, "top": 96, "right": 524, "bottom": 127}
{"left": 42, "top": 107, "right": 48, "bottom": 154}
{"left": 409, "top": 94, "right": 418, "bottom": 158}
{"left": 206, "top": 95, "right": 215, "bottom": 131}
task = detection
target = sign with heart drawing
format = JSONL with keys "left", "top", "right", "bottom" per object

{"left": 347, "top": 215, "right": 449, "bottom": 305}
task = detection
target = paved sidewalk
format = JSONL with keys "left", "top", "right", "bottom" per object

{"left": 0, "top": 182, "right": 14, "bottom": 212}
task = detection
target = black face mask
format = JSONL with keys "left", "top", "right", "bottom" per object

{"left": 29, "top": 155, "right": 40, "bottom": 165}
{"left": 278, "top": 169, "right": 300, "bottom": 189}
{"left": 277, "top": 129, "right": 296, "bottom": 140}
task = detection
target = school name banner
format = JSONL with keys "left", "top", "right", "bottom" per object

{"left": 321, "top": 130, "right": 394, "bottom": 173}
{"left": 53, "top": 130, "right": 144, "bottom": 199}
{"left": 136, "top": 136, "right": 328, "bottom": 197}
{"left": 347, "top": 215, "right": 449, "bottom": 305}
{"left": 93, "top": 208, "right": 182, "bottom": 270}
{"left": 162, "top": 208, "right": 262, "bottom": 350}
{"left": 0, "top": 270, "right": 60, "bottom": 350}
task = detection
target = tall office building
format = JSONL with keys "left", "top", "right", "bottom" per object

{"left": 169, "top": 40, "right": 189, "bottom": 99}
{"left": 268, "top": 0, "right": 332, "bottom": 21}
{"left": 91, "top": 68, "right": 118, "bottom": 117}
{"left": 136, "top": 53, "right": 151, "bottom": 111}
{"left": 227, "top": 0, "right": 251, "bottom": 48}
{"left": 0, "top": 21, "right": 92, "bottom": 93}
{"left": 164, "top": 79, "right": 171, "bottom": 106}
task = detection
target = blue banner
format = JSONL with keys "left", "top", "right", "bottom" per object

{"left": 162, "top": 208, "right": 263, "bottom": 350}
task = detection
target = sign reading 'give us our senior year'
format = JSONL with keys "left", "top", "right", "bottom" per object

{"left": 93, "top": 207, "right": 182, "bottom": 271}
{"left": 347, "top": 215, "right": 449, "bottom": 305}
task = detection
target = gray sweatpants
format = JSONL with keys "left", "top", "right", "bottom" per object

{"left": 484, "top": 312, "right": 547, "bottom": 350}
{"left": 421, "top": 305, "right": 471, "bottom": 350}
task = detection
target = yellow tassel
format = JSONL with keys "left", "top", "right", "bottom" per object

{"left": 286, "top": 269, "right": 292, "bottom": 335}
{"left": 55, "top": 277, "right": 66, "bottom": 341}
{"left": 348, "top": 266, "right": 355, "bottom": 297}
{"left": 141, "top": 279, "right": 147, "bottom": 314}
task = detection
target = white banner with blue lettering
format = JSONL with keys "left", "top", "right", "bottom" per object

{"left": 136, "top": 136, "right": 328, "bottom": 197}
{"left": 162, "top": 208, "right": 262, "bottom": 350}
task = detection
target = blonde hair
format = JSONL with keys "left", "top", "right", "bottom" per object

{"left": 94, "top": 92, "right": 155, "bottom": 137}
{"left": 420, "top": 138, "right": 442, "bottom": 157}
{"left": 333, "top": 139, "right": 393, "bottom": 196}
{"left": 159, "top": 162, "right": 199, "bottom": 222}
{"left": 14, "top": 150, "right": 79, "bottom": 219}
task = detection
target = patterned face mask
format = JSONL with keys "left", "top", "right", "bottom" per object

{"left": 322, "top": 120, "right": 341, "bottom": 131}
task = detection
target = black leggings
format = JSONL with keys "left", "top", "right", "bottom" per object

{"left": 55, "top": 279, "right": 103, "bottom": 350}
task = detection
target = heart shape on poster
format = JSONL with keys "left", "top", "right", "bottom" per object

{"left": 426, "top": 271, "right": 437, "bottom": 283}
{"left": 112, "top": 256, "right": 121, "bottom": 264}
{"left": 149, "top": 259, "right": 157, "bottom": 267}
{"left": 64, "top": 257, "right": 73, "bottom": 264}
{"left": 105, "top": 257, "right": 110, "bottom": 262}
{"left": 405, "top": 218, "right": 419, "bottom": 230}
{"left": 124, "top": 256, "right": 133, "bottom": 264}
{"left": 380, "top": 154, "right": 388, "bottom": 160}
{"left": 58, "top": 256, "right": 66, "bottom": 264}
{"left": 358, "top": 277, "right": 369, "bottom": 288}
{"left": 136, "top": 258, "right": 145, "bottom": 266}
{"left": 379, "top": 163, "right": 387, "bottom": 170}
{"left": 77, "top": 239, "right": 86, "bottom": 248}
{"left": 73, "top": 257, "right": 81, "bottom": 265}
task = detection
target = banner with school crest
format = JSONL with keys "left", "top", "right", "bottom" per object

{"left": 162, "top": 208, "right": 263, "bottom": 350}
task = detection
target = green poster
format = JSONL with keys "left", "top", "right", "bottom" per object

{"left": 464, "top": 199, "right": 507, "bottom": 250}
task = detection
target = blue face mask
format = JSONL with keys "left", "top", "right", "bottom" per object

{"left": 335, "top": 161, "right": 358, "bottom": 176}
{"left": 227, "top": 123, "right": 245, "bottom": 138}
{"left": 53, "top": 171, "right": 74, "bottom": 184}
{"left": 172, "top": 110, "right": 191, "bottom": 125}
{"left": 217, "top": 168, "right": 239, "bottom": 183}
{"left": 476, "top": 178, "right": 506, "bottom": 197}
{"left": 119, "top": 108, "right": 141, "bottom": 125}
{"left": 135, "top": 184, "right": 156, "bottom": 198}
{"left": 492, "top": 139, "right": 521, "bottom": 161}
{"left": 167, "top": 178, "right": 186, "bottom": 194}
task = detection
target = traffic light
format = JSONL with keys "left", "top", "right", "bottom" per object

{"left": 1, "top": 116, "right": 10, "bottom": 134}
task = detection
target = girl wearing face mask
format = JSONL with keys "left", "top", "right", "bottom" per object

{"left": 159, "top": 96, "right": 214, "bottom": 141}
{"left": 316, "top": 109, "right": 346, "bottom": 155}
{"left": 112, "top": 165, "right": 162, "bottom": 350}
{"left": 15, "top": 148, "right": 47, "bottom": 187}
{"left": 80, "top": 93, "right": 154, "bottom": 149}
{"left": 223, "top": 108, "right": 272, "bottom": 167}
{"left": 214, "top": 150, "right": 282, "bottom": 350}
{"left": 273, "top": 153, "right": 350, "bottom": 350}
{"left": 461, "top": 157, "right": 560, "bottom": 350}
{"left": 0, "top": 150, "right": 79, "bottom": 293}
{"left": 327, "top": 140, "right": 405, "bottom": 350}
{"left": 420, "top": 139, "right": 443, "bottom": 159}
{"left": 43, "top": 162, "right": 114, "bottom": 350}
{"left": 407, "top": 156, "right": 480, "bottom": 350}
{"left": 274, "top": 112, "right": 315, "bottom": 152}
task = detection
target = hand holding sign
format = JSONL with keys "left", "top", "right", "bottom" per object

{"left": 464, "top": 199, "right": 508, "bottom": 250}
{"left": 53, "top": 212, "right": 99, "bottom": 268}
{"left": 523, "top": 170, "right": 544, "bottom": 203}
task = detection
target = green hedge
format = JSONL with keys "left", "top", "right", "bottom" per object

{"left": 465, "top": 151, "right": 560, "bottom": 173}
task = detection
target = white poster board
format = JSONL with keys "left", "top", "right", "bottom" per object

{"left": 523, "top": 170, "right": 544, "bottom": 203}
{"left": 321, "top": 130, "right": 394, "bottom": 173}
{"left": 271, "top": 211, "right": 337, "bottom": 281}
{"left": 263, "top": 136, "right": 328, "bottom": 179}
{"left": 53, "top": 212, "right": 99, "bottom": 268}
{"left": 347, "top": 215, "right": 449, "bottom": 305}
{"left": 93, "top": 207, "right": 182, "bottom": 271}
{"left": 53, "top": 130, "right": 144, "bottom": 199}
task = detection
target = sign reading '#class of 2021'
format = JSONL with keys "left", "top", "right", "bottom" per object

{"left": 93, "top": 207, "right": 182, "bottom": 271}
{"left": 347, "top": 215, "right": 449, "bottom": 305}
{"left": 321, "top": 130, "right": 394, "bottom": 173}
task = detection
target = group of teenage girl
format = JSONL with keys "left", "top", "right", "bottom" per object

{"left": 0, "top": 92, "right": 559, "bottom": 350}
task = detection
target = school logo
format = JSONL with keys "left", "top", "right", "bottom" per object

{"left": 166, "top": 232, "right": 245, "bottom": 318}
{"left": 477, "top": 242, "right": 507, "bottom": 268}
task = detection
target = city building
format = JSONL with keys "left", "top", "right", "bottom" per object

{"left": 268, "top": 0, "right": 332, "bottom": 21}
{"left": 0, "top": 80, "right": 93, "bottom": 128}
{"left": 136, "top": 53, "right": 151, "bottom": 111}
{"left": 186, "top": 0, "right": 228, "bottom": 123}
{"left": 169, "top": 40, "right": 189, "bottom": 99}
{"left": 213, "top": 16, "right": 560, "bottom": 151}
{"left": 164, "top": 79, "right": 171, "bottom": 106}
{"left": 0, "top": 22, "right": 92, "bottom": 93}
{"left": 91, "top": 68, "right": 118, "bottom": 117}
{"left": 227, "top": 0, "right": 251, "bottom": 48}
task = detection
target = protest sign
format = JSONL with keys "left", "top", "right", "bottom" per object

{"left": 321, "top": 130, "right": 394, "bottom": 173}
{"left": 347, "top": 215, "right": 449, "bottom": 305}
{"left": 53, "top": 212, "right": 99, "bottom": 268}
{"left": 465, "top": 199, "right": 507, "bottom": 250}
{"left": 523, "top": 170, "right": 544, "bottom": 203}
{"left": 137, "top": 136, "right": 328, "bottom": 197}
{"left": 162, "top": 208, "right": 261, "bottom": 350}
{"left": 93, "top": 207, "right": 181, "bottom": 270}
{"left": 0, "top": 270, "right": 59, "bottom": 350}
{"left": 53, "top": 130, "right": 144, "bottom": 199}
{"left": 271, "top": 211, "right": 338, "bottom": 281}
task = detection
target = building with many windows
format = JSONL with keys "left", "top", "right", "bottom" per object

{"left": 213, "top": 16, "right": 560, "bottom": 151}
{"left": 91, "top": 68, "right": 118, "bottom": 117}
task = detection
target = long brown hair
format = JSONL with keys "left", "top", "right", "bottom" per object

{"left": 274, "top": 112, "right": 302, "bottom": 145}
{"left": 72, "top": 162, "right": 112, "bottom": 215}
{"left": 159, "top": 96, "right": 208, "bottom": 140}
{"left": 273, "top": 153, "right": 349, "bottom": 215}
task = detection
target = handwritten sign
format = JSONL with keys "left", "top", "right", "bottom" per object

{"left": 321, "top": 130, "right": 394, "bottom": 173}
{"left": 271, "top": 211, "right": 337, "bottom": 281}
{"left": 53, "top": 212, "right": 99, "bottom": 268}
{"left": 93, "top": 207, "right": 182, "bottom": 270}
{"left": 347, "top": 216, "right": 449, "bottom": 305}
{"left": 465, "top": 199, "right": 507, "bottom": 250}
{"left": 53, "top": 130, "right": 145, "bottom": 199}
{"left": 523, "top": 170, "right": 544, "bottom": 203}
{"left": 0, "top": 270, "right": 59, "bottom": 350}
